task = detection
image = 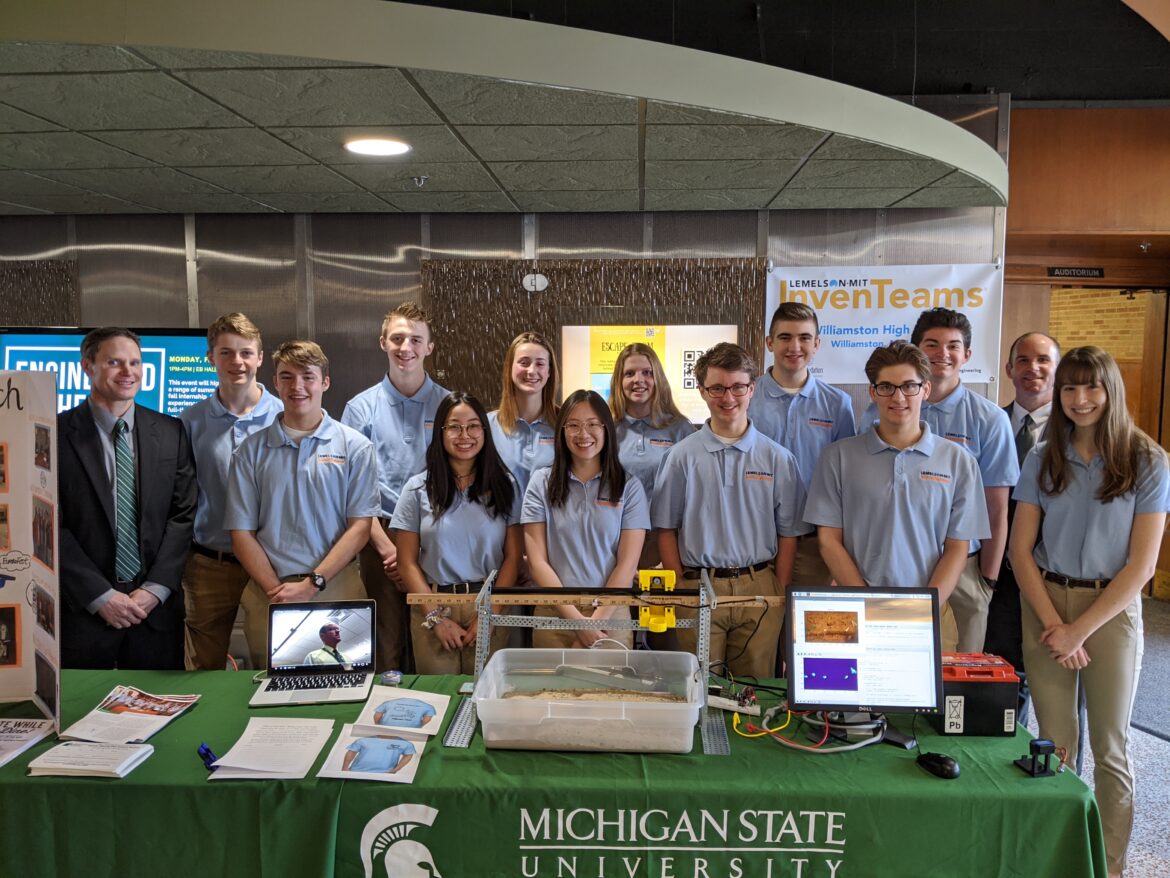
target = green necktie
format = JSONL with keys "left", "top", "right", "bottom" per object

{"left": 113, "top": 418, "right": 141, "bottom": 582}
{"left": 1015, "top": 413, "right": 1036, "bottom": 467}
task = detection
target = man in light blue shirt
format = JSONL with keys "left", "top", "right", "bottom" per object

{"left": 344, "top": 735, "right": 416, "bottom": 774}
{"left": 180, "top": 313, "right": 283, "bottom": 670}
{"left": 341, "top": 302, "right": 449, "bottom": 674}
{"left": 226, "top": 340, "right": 379, "bottom": 670}
{"left": 653, "top": 343, "right": 806, "bottom": 679}
{"left": 748, "top": 302, "right": 855, "bottom": 587}
{"left": 806, "top": 342, "right": 988, "bottom": 608}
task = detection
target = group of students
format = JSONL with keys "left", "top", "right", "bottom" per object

{"left": 60, "top": 301, "right": 1166, "bottom": 878}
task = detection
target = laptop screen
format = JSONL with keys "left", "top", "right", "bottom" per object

{"left": 785, "top": 586, "right": 942, "bottom": 715}
{"left": 268, "top": 602, "right": 375, "bottom": 673}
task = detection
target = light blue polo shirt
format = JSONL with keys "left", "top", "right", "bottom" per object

{"left": 1014, "top": 440, "right": 1170, "bottom": 581}
{"left": 804, "top": 423, "right": 990, "bottom": 588}
{"left": 615, "top": 415, "right": 696, "bottom": 501}
{"left": 522, "top": 466, "right": 649, "bottom": 589}
{"left": 347, "top": 736, "right": 416, "bottom": 773}
{"left": 390, "top": 471, "right": 522, "bottom": 584}
{"left": 374, "top": 697, "right": 436, "bottom": 728}
{"left": 489, "top": 411, "right": 556, "bottom": 494}
{"left": 651, "top": 422, "right": 808, "bottom": 568}
{"left": 340, "top": 374, "right": 449, "bottom": 518}
{"left": 181, "top": 386, "right": 284, "bottom": 552}
{"left": 224, "top": 414, "right": 380, "bottom": 578}
{"left": 748, "top": 371, "right": 856, "bottom": 490}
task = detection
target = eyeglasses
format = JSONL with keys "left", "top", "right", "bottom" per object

{"left": 564, "top": 420, "right": 605, "bottom": 434}
{"left": 442, "top": 423, "right": 484, "bottom": 437}
{"left": 872, "top": 381, "right": 926, "bottom": 397}
{"left": 702, "top": 383, "right": 752, "bottom": 398}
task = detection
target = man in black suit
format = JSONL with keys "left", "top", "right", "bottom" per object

{"left": 985, "top": 331, "right": 1060, "bottom": 722}
{"left": 58, "top": 327, "right": 196, "bottom": 669}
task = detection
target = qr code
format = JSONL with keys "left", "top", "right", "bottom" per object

{"left": 682, "top": 349, "right": 702, "bottom": 389}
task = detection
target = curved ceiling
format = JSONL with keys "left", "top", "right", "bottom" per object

{"left": 0, "top": 0, "right": 1007, "bottom": 215}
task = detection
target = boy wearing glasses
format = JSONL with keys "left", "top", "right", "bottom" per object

{"left": 653, "top": 343, "right": 805, "bottom": 678}
{"left": 806, "top": 341, "right": 988, "bottom": 606}
{"left": 748, "top": 302, "right": 855, "bottom": 586}
{"left": 342, "top": 303, "right": 449, "bottom": 673}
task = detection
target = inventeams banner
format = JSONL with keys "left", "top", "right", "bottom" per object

{"left": 764, "top": 264, "right": 1003, "bottom": 383}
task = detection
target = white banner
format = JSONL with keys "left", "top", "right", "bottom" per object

{"left": 764, "top": 263, "right": 1004, "bottom": 383}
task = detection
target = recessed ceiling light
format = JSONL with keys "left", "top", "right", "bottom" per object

{"left": 344, "top": 137, "right": 411, "bottom": 157}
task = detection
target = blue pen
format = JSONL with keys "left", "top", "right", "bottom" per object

{"left": 197, "top": 742, "right": 219, "bottom": 772}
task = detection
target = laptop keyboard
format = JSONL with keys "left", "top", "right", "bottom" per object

{"left": 268, "top": 672, "right": 368, "bottom": 691}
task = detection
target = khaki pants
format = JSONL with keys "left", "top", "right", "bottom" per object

{"left": 240, "top": 561, "right": 366, "bottom": 671}
{"left": 1022, "top": 582, "right": 1142, "bottom": 876}
{"left": 183, "top": 550, "right": 251, "bottom": 671}
{"left": 677, "top": 567, "right": 783, "bottom": 679}
{"left": 942, "top": 554, "right": 989, "bottom": 652}
{"left": 410, "top": 599, "right": 508, "bottom": 675}
{"left": 791, "top": 536, "right": 831, "bottom": 587}
{"left": 532, "top": 604, "right": 634, "bottom": 650}
{"left": 359, "top": 540, "right": 409, "bottom": 674}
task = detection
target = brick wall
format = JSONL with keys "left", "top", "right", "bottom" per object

{"left": 1047, "top": 287, "right": 1147, "bottom": 360}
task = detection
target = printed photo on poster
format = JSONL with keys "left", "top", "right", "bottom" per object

{"left": 34, "top": 650, "right": 57, "bottom": 716}
{"left": 31, "top": 496, "right": 53, "bottom": 572}
{"left": 33, "top": 424, "right": 51, "bottom": 472}
{"left": 0, "top": 504, "right": 9, "bottom": 552}
{"left": 29, "top": 581, "right": 55, "bottom": 639}
{"left": 0, "top": 605, "right": 20, "bottom": 667}
{"left": 0, "top": 442, "right": 7, "bottom": 492}
{"left": 317, "top": 723, "right": 425, "bottom": 784}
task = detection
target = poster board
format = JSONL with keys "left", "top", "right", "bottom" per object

{"left": 560, "top": 324, "right": 738, "bottom": 424}
{"left": 0, "top": 371, "right": 60, "bottom": 727}
{"left": 763, "top": 264, "right": 1004, "bottom": 383}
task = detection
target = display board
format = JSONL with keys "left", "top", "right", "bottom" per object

{"left": 0, "top": 371, "right": 60, "bottom": 727}
{"left": 763, "top": 264, "right": 1004, "bottom": 383}
{"left": 561, "top": 324, "right": 738, "bottom": 423}
{"left": 0, "top": 328, "right": 215, "bottom": 417}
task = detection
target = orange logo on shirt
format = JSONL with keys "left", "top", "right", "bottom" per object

{"left": 920, "top": 470, "right": 952, "bottom": 484}
{"left": 744, "top": 470, "right": 773, "bottom": 482}
{"left": 538, "top": 437, "right": 556, "bottom": 446}
{"left": 649, "top": 439, "right": 675, "bottom": 447}
{"left": 317, "top": 454, "right": 347, "bottom": 465}
{"left": 595, "top": 499, "right": 624, "bottom": 508}
{"left": 808, "top": 418, "right": 834, "bottom": 429}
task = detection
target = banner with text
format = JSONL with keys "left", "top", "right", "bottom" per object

{"left": 764, "top": 264, "right": 1003, "bottom": 383}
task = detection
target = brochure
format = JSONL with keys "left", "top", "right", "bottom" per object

{"left": 60, "top": 686, "right": 200, "bottom": 744}
{"left": 0, "top": 718, "right": 55, "bottom": 769}
{"left": 27, "top": 741, "right": 153, "bottom": 778}
{"left": 352, "top": 686, "right": 449, "bottom": 738}
{"left": 209, "top": 717, "right": 333, "bottom": 781}
{"left": 317, "top": 723, "right": 425, "bottom": 784}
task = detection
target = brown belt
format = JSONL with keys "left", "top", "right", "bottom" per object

{"left": 1043, "top": 570, "right": 1108, "bottom": 590}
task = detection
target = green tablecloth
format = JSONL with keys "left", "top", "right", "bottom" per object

{"left": 0, "top": 670, "right": 1105, "bottom": 878}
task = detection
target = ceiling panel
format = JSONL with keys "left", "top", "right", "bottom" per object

{"left": 252, "top": 192, "right": 397, "bottom": 212}
{"left": 89, "top": 128, "right": 311, "bottom": 166}
{"left": 770, "top": 188, "right": 915, "bottom": 209}
{"left": 134, "top": 46, "right": 370, "bottom": 69}
{"left": 513, "top": 190, "right": 639, "bottom": 212}
{"left": 338, "top": 161, "right": 498, "bottom": 192}
{"left": 787, "top": 158, "right": 952, "bottom": 189}
{"left": 0, "top": 170, "right": 88, "bottom": 196}
{"left": 410, "top": 69, "right": 637, "bottom": 124}
{"left": 175, "top": 68, "right": 443, "bottom": 127}
{"left": 0, "top": 103, "right": 62, "bottom": 133}
{"left": 645, "top": 101, "right": 774, "bottom": 125}
{"left": 0, "top": 72, "right": 247, "bottom": 130}
{"left": 894, "top": 188, "right": 1003, "bottom": 208}
{"left": 129, "top": 192, "right": 276, "bottom": 212}
{"left": 489, "top": 160, "right": 637, "bottom": 191}
{"left": 646, "top": 159, "right": 800, "bottom": 190}
{"left": 0, "top": 131, "right": 157, "bottom": 169}
{"left": 269, "top": 125, "right": 477, "bottom": 164}
{"left": 36, "top": 166, "right": 231, "bottom": 197}
{"left": 382, "top": 190, "right": 515, "bottom": 212}
{"left": 645, "top": 189, "right": 778, "bottom": 210}
{"left": 0, "top": 192, "right": 153, "bottom": 213}
{"left": 458, "top": 124, "right": 636, "bottom": 161}
{"left": 179, "top": 165, "right": 363, "bottom": 194}
{"left": 645, "top": 124, "right": 826, "bottom": 160}
{"left": 0, "top": 43, "right": 151, "bottom": 73}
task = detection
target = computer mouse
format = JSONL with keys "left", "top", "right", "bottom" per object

{"left": 916, "top": 751, "right": 960, "bottom": 779}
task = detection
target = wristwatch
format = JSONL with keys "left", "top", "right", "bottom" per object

{"left": 308, "top": 572, "right": 327, "bottom": 591}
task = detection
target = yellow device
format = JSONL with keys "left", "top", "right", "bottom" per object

{"left": 636, "top": 569, "right": 676, "bottom": 633}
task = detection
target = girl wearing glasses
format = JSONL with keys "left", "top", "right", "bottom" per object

{"left": 522, "top": 389, "right": 649, "bottom": 648}
{"left": 1009, "top": 346, "right": 1168, "bottom": 878}
{"left": 489, "top": 331, "right": 560, "bottom": 495}
{"left": 390, "top": 392, "right": 523, "bottom": 673}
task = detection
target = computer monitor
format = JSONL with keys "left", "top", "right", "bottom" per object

{"left": 785, "top": 585, "right": 943, "bottom": 715}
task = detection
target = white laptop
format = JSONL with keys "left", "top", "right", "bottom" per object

{"left": 249, "top": 600, "right": 377, "bottom": 708}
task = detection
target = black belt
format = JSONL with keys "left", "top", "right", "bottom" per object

{"left": 1043, "top": 570, "right": 1108, "bottom": 590}
{"left": 192, "top": 543, "right": 239, "bottom": 565}
{"left": 434, "top": 580, "right": 485, "bottom": 594}
{"left": 683, "top": 560, "right": 771, "bottom": 580}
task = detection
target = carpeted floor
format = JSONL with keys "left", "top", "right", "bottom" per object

{"left": 1132, "top": 596, "right": 1170, "bottom": 741}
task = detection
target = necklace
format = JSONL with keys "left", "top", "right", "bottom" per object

{"left": 454, "top": 471, "right": 475, "bottom": 488}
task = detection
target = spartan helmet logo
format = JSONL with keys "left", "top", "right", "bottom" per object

{"left": 361, "top": 805, "right": 441, "bottom": 878}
